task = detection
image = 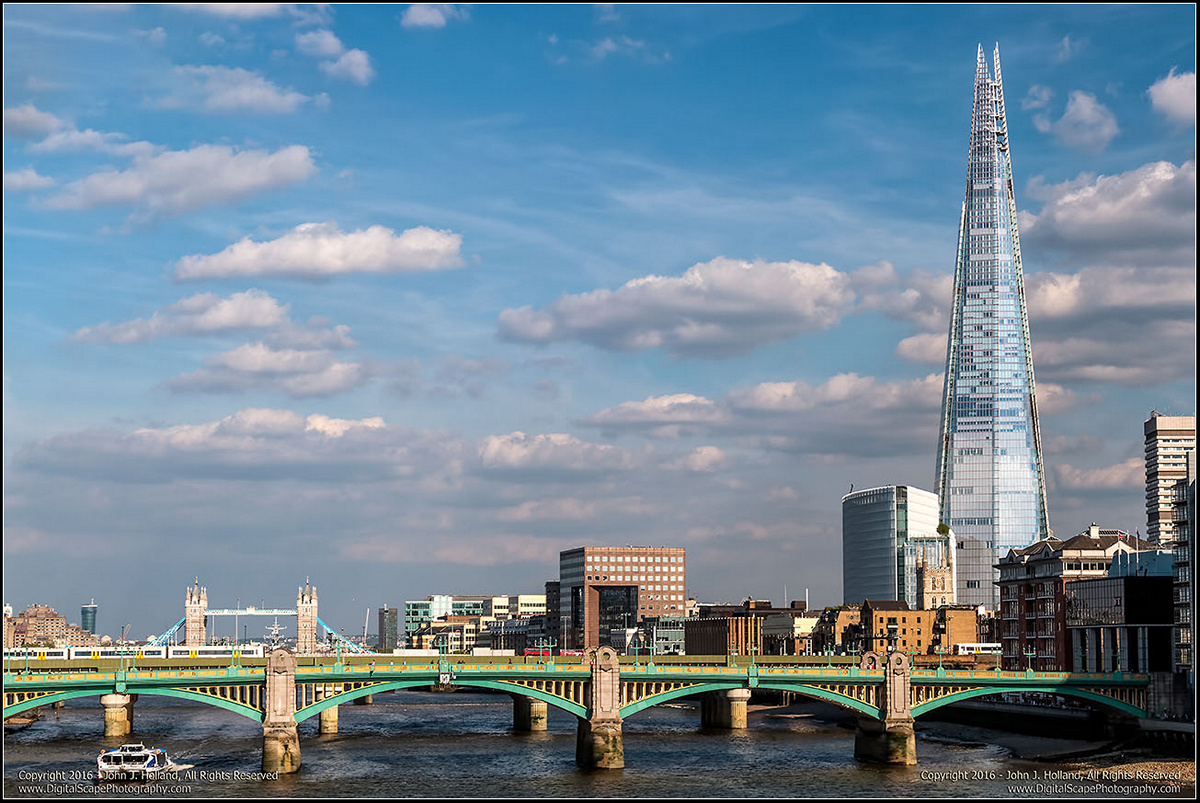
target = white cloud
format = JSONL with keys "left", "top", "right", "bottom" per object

{"left": 1021, "top": 84, "right": 1054, "bottom": 110}
{"left": 1020, "top": 160, "right": 1195, "bottom": 266}
{"left": 294, "top": 28, "right": 375, "bottom": 85}
{"left": 495, "top": 498, "right": 600, "bottom": 522}
{"left": 1054, "top": 458, "right": 1143, "bottom": 491}
{"left": 170, "top": 4, "right": 288, "bottom": 19}
{"left": 44, "top": 143, "right": 316, "bottom": 216}
{"left": 1148, "top": 68, "right": 1196, "bottom": 126}
{"left": 28, "top": 127, "right": 160, "bottom": 158}
{"left": 165, "top": 65, "right": 320, "bottom": 114}
{"left": 499, "top": 257, "right": 856, "bottom": 358}
{"left": 585, "top": 372, "right": 944, "bottom": 458}
{"left": 136, "top": 27, "right": 167, "bottom": 45}
{"left": 1033, "top": 319, "right": 1196, "bottom": 386}
{"left": 1033, "top": 382, "right": 1079, "bottom": 416}
{"left": 70, "top": 289, "right": 290, "bottom": 344}
{"left": 168, "top": 342, "right": 369, "bottom": 397}
{"left": 729, "top": 372, "right": 939, "bottom": 414}
{"left": 401, "top": 4, "right": 470, "bottom": 29}
{"left": 586, "top": 393, "right": 730, "bottom": 438}
{"left": 296, "top": 29, "right": 345, "bottom": 58}
{"left": 1026, "top": 266, "right": 1195, "bottom": 321}
{"left": 664, "top": 446, "right": 727, "bottom": 472}
{"left": 1033, "top": 91, "right": 1119, "bottom": 152}
{"left": 588, "top": 35, "right": 667, "bottom": 63}
{"left": 478, "top": 432, "right": 634, "bottom": 473}
{"left": 1054, "top": 35, "right": 1081, "bottom": 63}
{"left": 3, "top": 103, "right": 67, "bottom": 138}
{"left": 174, "top": 222, "right": 463, "bottom": 280}
{"left": 894, "top": 332, "right": 945, "bottom": 365}
{"left": 305, "top": 414, "right": 385, "bottom": 438}
{"left": 14, "top": 406, "right": 452, "bottom": 485}
{"left": 319, "top": 49, "right": 375, "bottom": 85}
{"left": 4, "top": 167, "right": 56, "bottom": 192}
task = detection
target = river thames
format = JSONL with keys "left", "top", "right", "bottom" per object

{"left": 4, "top": 692, "right": 1193, "bottom": 798}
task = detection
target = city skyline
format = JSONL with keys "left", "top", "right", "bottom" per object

{"left": 3, "top": 5, "right": 1196, "bottom": 637}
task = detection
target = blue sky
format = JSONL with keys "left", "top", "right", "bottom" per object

{"left": 3, "top": 4, "right": 1195, "bottom": 640}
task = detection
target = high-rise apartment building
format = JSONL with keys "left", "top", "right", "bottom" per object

{"left": 1144, "top": 412, "right": 1196, "bottom": 546}
{"left": 559, "top": 545, "right": 687, "bottom": 650}
{"left": 842, "top": 485, "right": 953, "bottom": 608}
{"left": 936, "top": 44, "right": 1050, "bottom": 608}
{"left": 1173, "top": 450, "right": 1196, "bottom": 675}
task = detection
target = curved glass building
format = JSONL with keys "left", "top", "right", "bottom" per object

{"left": 936, "top": 44, "right": 1050, "bottom": 608}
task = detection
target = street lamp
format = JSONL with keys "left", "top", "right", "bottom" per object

{"left": 1023, "top": 646, "right": 1037, "bottom": 672}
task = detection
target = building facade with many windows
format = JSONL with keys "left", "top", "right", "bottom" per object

{"left": 936, "top": 45, "right": 1050, "bottom": 609}
{"left": 558, "top": 545, "right": 687, "bottom": 650}
{"left": 1144, "top": 413, "right": 1195, "bottom": 546}
{"left": 996, "top": 525, "right": 1154, "bottom": 670}
{"left": 842, "top": 485, "right": 952, "bottom": 609}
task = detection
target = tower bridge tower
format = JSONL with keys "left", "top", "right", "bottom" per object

{"left": 296, "top": 578, "right": 318, "bottom": 655}
{"left": 184, "top": 579, "right": 208, "bottom": 647}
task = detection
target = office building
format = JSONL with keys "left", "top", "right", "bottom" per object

{"left": 377, "top": 606, "right": 399, "bottom": 652}
{"left": 936, "top": 45, "right": 1050, "bottom": 608}
{"left": 559, "top": 545, "right": 687, "bottom": 650}
{"left": 842, "top": 485, "right": 952, "bottom": 608}
{"left": 81, "top": 599, "right": 97, "bottom": 635}
{"left": 1145, "top": 413, "right": 1196, "bottom": 546}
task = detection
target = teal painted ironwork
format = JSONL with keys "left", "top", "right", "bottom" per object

{"left": 3, "top": 660, "right": 1151, "bottom": 724}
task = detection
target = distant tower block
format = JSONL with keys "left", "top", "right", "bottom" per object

{"left": 184, "top": 580, "right": 208, "bottom": 647}
{"left": 81, "top": 599, "right": 98, "bottom": 634}
{"left": 296, "top": 578, "right": 318, "bottom": 655}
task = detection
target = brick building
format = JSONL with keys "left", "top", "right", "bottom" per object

{"left": 558, "top": 545, "right": 687, "bottom": 650}
{"left": 996, "top": 524, "right": 1155, "bottom": 670}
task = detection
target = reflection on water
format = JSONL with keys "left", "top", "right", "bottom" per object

{"left": 0, "top": 692, "right": 1174, "bottom": 798}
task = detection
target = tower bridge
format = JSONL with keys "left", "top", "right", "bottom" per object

{"left": 3, "top": 648, "right": 1153, "bottom": 774}
{"left": 150, "top": 578, "right": 367, "bottom": 654}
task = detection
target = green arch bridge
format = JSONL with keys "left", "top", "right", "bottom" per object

{"left": 3, "top": 648, "right": 1149, "bottom": 772}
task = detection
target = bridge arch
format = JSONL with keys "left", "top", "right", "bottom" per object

{"left": 911, "top": 686, "right": 1145, "bottom": 719}
{"left": 3, "top": 687, "right": 265, "bottom": 723}
{"left": 293, "top": 678, "right": 589, "bottom": 723}
{"left": 618, "top": 680, "right": 881, "bottom": 720}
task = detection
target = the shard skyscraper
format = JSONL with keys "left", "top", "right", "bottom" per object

{"left": 936, "top": 44, "right": 1050, "bottom": 609}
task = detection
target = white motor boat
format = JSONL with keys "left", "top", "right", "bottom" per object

{"left": 96, "top": 743, "right": 185, "bottom": 781}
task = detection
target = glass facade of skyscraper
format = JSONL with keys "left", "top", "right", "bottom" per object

{"left": 841, "top": 485, "right": 943, "bottom": 607}
{"left": 936, "top": 45, "right": 1050, "bottom": 609}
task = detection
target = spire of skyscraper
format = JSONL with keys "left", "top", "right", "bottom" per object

{"left": 936, "top": 44, "right": 1050, "bottom": 609}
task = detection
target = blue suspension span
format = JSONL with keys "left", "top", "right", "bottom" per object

{"left": 317, "top": 616, "right": 373, "bottom": 654}
{"left": 146, "top": 618, "right": 185, "bottom": 647}
{"left": 147, "top": 616, "right": 374, "bottom": 653}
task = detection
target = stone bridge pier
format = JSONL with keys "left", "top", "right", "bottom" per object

{"left": 512, "top": 694, "right": 548, "bottom": 732}
{"left": 853, "top": 651, "right": 915, "bottom": 765}
{"left": 101, "top": 693, "right": 137, "bottom": 737}
{"left": 576, "top": 646, "right": 624, "bottom": 769}
{"left": 262, "top": 649, "right": 301, "bottom": 774}
{"left": 701, "top": 688, "right": 752, "bottom": 729}
{"left": 316, "top": 684, "right": 338, "bottom": 735}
